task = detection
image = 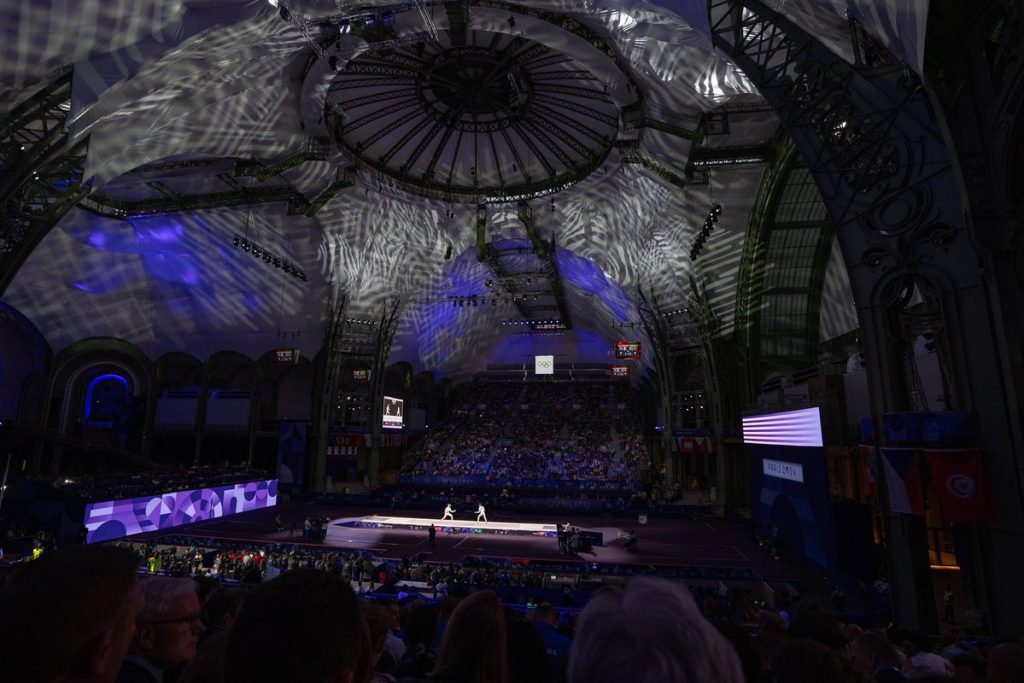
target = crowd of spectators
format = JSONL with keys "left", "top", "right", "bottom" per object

{"left": 404, "top": 383, "right": 515, "bottom": 479}
{"left": 4, "top": 542, "right": 1022, "bottom": 683}
{"left": 51, "top": 464, "right": 265, "bottom": 501}
{"left": 401, "top": 380, "right": 650, "bottom": 491}
{"left": 94, "top": 535, "right": 774, "bottom": 622}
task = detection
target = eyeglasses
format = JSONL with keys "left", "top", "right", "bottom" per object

{"left": 144, "top": 612, "right": 203, "bottom": 628}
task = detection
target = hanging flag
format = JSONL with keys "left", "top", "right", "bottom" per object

{"left": 924, "top": 449, "right": 993, "bottom": 523}
{"left": 880, "top": 448, "right": 925, "bottom": 516}
{"left": 674, "top": 434, "right": 715, "bottom": 455}
{"left": 858, "top": 445, "right": 877, "bottom": 498}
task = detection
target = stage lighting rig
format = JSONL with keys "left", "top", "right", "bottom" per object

{"left": 657, "top": 308, "right": 689, "bottom": 318}
{"left": 231, "top": 234, "right": 307, "bottom": 282}
{"left": 689, "top": 202, "right": 722, "bottom": 261}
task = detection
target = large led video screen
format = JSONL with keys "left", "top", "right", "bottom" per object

{"left": 274, "top": 349, "right": 300, "bottom": 364}
{"left": 84, "top": 479, "right": 278, "bottom": 543}
{"left": 614, "top": 341, "right": 641, "bottom": 360}
{"left": 744, "top": 407, "right": 829, "bottom": 564}
{"left": 383, "top": 395, "right": 404, "bottom": 429}
{"left": 742, "top": 407, "right": 823, "bottom": 447}
{"left": 611, "top": 365, "right": 630, "bottom": 378}
{"left": 535, "top": 355, "right": 554, "bottom": 375}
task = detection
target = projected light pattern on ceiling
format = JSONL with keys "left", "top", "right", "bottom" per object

{"left": 0, "top": 0, "right": 892, "bottom": 378}
{"left": 6, "top": 206, "right": 322, "bottom": 360}
{"left": 324, "top": 7, "right": 630, "bottom": 202}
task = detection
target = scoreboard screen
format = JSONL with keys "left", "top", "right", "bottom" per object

{"left": 611, "top": 365, "right": 630, "bottom": 378}
{"left": 614, "top": 342, "right": 641, "bottom": 360}
{"left": 275, "top": 349, "right": 300, "bottom": 364}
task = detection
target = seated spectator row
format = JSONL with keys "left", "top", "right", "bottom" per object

{"left": 401, "top": 380, "right": 650, "bottom": 488}
{"left": 5, "top": 542, "right": 1021, "bottom": 683}
{"left": 50, "top": 463, "right": 266, "bottom": 501}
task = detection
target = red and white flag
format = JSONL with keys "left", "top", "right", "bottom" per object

{"left": 858, "top": 445, "right": 877, "bottom": 498}
{"left": 924, "top": 449, "right": 992, "bottom": 523}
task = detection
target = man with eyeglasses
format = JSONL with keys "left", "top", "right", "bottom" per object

{"left": 0, "top": 544, "right": 143, "bottom": 683}
{"left": 116, "top": 576, "right": 204, "bottom": 683}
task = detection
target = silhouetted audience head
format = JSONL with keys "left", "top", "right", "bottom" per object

{"left": 534, "top": 602, "right": 559, "bottom": 626}
{"left": 433, "top": 589, "right": 508, "bottom": 683}
{"left": 365, "top": 602, "right": 392, "bottom": 673}
{"left": 715, "top": 619, "right": 762, "bottom": 683}
{"left": 177, "top": 633, "right": 227, "bottom": 683}
{"left": 771, "top": 639, "right": 871, "bottom": 683}
{"left": 0, "top": 544, "right": 142, "bottom": 683}
{"left": 756, "top": 610, "right": 786, "bottom": 649}
{"left": 201, "top": 586, "right": 243, "bottom": 632}
{"left": 951, "top": 654, "right": 987, "bottom": 683}
{"left": 505, "top": 608, "right": 553, "bottom": 683}
{"left": 850, "top": 631, "right": 900, "bottom": 677}
{"left": 398, "top": 601, "right": 439, "bottom": 679}
{"left": 124, "top": 576, "right": 204, "bottom": 677}
{"left": 988, "top": 641, "right": 1024, "bottom": 683}
{"left": 224, "top": 568, "right": 370, "bottom": 683}
{"left": 403, "top": 600, "right": 439, "bottom": 651}
{"left": 786, "top": 610, "right": 848, "bottom": 651}
{"left": 567, "top": 577, "right": 745, "bottom": 683}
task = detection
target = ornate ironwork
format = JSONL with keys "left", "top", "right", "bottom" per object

{"left": 0, "top": 68, "right": 94, "bottom": 294}
{"left": 368, "top": 296, "right": 403, "bottom": 484}
{"left": 708, "top": 0, "right": 963, "bottom": 262}
{"left": 708, "top": 0, "right": 1024, "bottom": 634}
{"left": 0, "top": 138, "right": 90, "bottom": 295}
{"left": 324, "top": 4, "right": 633, "bottom": 203}
{"left": 81, "top": 184, "right": 306, "bottom": 218}
{"left": 518, "top": 201, "right": 572, "bottom": 328}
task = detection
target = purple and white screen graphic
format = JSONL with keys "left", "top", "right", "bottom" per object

{"left": 742, "top": 407, "right": 823, "bottom": 447}
{"left": 85, "top": 479, "right": 278, "bottom": 543}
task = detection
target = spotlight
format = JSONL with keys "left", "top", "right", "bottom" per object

{"left": 242, "top": 240, "right": 250, "bottom": 252}
{"left": 232, "top": 236, "right": 240, "bottom": 247}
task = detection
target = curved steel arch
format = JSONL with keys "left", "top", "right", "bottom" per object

{"left": 707, "top": 0, "right": 1024, "bottom": 635}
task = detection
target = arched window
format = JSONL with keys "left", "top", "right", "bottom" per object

{"left": 83, "top": 373, "right": 131, "bottom": 428}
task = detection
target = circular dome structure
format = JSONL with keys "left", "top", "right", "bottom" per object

{"left": 325, "top": 14, "right": 628, "bottom": 203}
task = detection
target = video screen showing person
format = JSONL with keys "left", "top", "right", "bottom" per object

{"left": 383, "top": 396, "right": 404, "bottom": 429}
